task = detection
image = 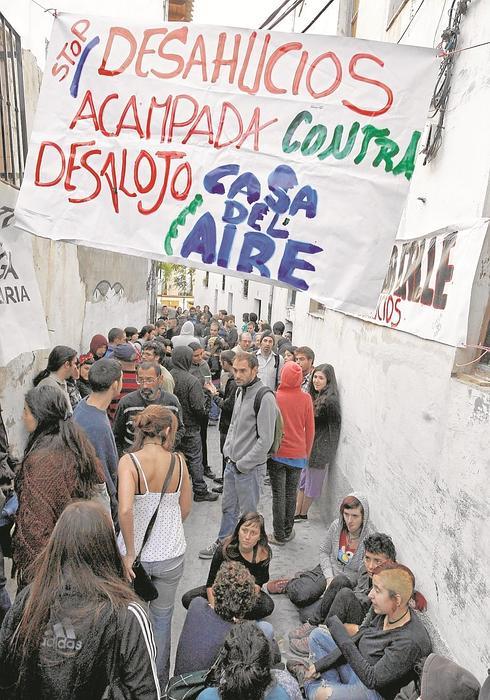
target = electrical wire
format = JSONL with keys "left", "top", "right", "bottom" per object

{"left": 397, "top": 0, "right": 426, "bottom": 44}
{"left": 30, "top": 0, "right": 56, "bottom": 15}
{"left": 267, "top": 0, "right": 306, "bottom": 30}
{"left": 300, "top": 0, "right": 336, "bottom": 33}
{"left": 259, "top": 0, "right": 294, "bottom": 29}
{"left": 423, "top": 0, "right": 473, "bottom": 164}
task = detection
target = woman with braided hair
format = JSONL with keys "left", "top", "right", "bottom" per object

{"left": 13, "top": 385, "right": 105, "bottom": 588}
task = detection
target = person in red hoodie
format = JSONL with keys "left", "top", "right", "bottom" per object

{"left": 268, "top": 361, "right": 315, "bottom": 546}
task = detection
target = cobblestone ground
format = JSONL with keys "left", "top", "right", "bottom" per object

{"left": 6, "top": 423, "right": 327, "bottom": 671}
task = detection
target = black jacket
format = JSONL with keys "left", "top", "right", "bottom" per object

{"left": 170, "top": 347, "right": 210, "bottom": 432}
{"left": 0, "top": 587, "right": 159, "bottom": 700}
{"left": 112, "top": 388, "right": 184, "bottom": 456}
{"left": 215, "top": 374, "right": 237, "bottom": 434}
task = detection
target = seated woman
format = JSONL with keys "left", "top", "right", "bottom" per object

{"left": 289, "top": 561, "right": 432, "bottom": 700}
{"left": 174, "top": 561, "right": 274, "bottom": 675}
{"left": 268, "top": 493, "right": 373, "bottom": 609}
{"left": 198, "top": 622, "right": 292, "bottom": 700}
{"left": 0, "top": 500, "right": 159, "bottom": 699}
{"left": 182, "top": 512, "right": 274, "bottom": 619}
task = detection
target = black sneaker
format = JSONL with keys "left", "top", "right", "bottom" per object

{"left": 204, "top": 467, "right": 217, "bottom": 479}
{"left": 193, "top": 491, "right": 219, "bottom": 502}
{"left": 213, "top": 477, "right": 224, "bottom": 485}
{"left": 212, "top": 486, "right": 223, "bottom": 494}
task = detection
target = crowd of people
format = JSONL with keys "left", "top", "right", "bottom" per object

{"left": 0, "top": 304, "right": 488, "bottom": 700}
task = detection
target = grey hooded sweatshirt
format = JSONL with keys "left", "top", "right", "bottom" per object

{"left": 223, "top": 377, "right": 276, "bottom": 474}
{"left": 395, "top": 653, "right": 481, "bottom": 700}
{"left": 319, "top": 492, "right": 373, "bottom": 583}
{"left": 171, "top": 321, "right": 197, "bottom": 348}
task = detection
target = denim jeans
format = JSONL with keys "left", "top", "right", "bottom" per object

{"left": 268, "top": 460, "right": 302, "bottom": 540}
{"left": 217, "top": 461, "right": 261, "bottom": 540}
{"left": 306, "top": 628, "right": 383, "bottom": 700}
{"left": 143, "top": 558, "right": 184, "bottom": 691}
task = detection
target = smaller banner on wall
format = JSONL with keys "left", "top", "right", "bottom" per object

{"left": 371, "top": 219, "right": 489, "bottom": 346}
{"left": 0, "top": 211, "right": 50, "bottom": 366}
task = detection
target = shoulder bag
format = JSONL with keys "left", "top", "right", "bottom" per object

{"left": 129, "top": 452, "right": 176, "bottom": 602}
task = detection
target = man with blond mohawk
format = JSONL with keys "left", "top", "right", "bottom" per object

{"left": 288, "top": 561, "right": 431, "bottom": 700}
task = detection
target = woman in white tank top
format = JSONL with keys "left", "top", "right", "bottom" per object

{"left": 118, "top": 405, "right": 192, "bottom": 692}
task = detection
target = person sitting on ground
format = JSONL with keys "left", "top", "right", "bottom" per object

{"left": 395, "top": 653, "right": 481, "bottom": 700}
{"left": 171, "top": 320, "right": 198, "bottom": 348}
{"left": 182, "top": 511, "right": 274, "bottom": 620}
{"left": 268, "top": 493, "right": 373, "bottom": 609}
{"left": 89, "top": 333, "right": 108, "bottom": 360}
{"left": 105, "top": 327, "right": 126, "bottom": 358}
{"left": 13, "top": 386, "right": 106, "bottom": 587}
{"left": 288, "top": 533, "right": 397, "bottom": 656}
{"left": 288, "top": 561, "right": 432, "bottom": 700}
{"left": 0, "top": 500, "right": 159, "bottom": 700}
{"left": 268, "top": 361, "right": 314, "bottom": 546}
{"left": 175, "top": 561, "right": 274, "bottom": 676}
{"left": 197, "top": 621, "right": 292, "bottom": 700}
{"left": 295, "top": 363, "right": 341, "bottom": 521}
{"left": 33, "top": 345, "right": 78, "bottom": 415}
{"left": 76, "top": 353, "right": 94, "bottom": 398}
{"left": 112, "top": 362, "right": 184, "bottom": 457}
{"left": 141, "top": 341, "right": 174, "bottom": 392}
{"left": 73, "top": 358, "right": 122, "bottom": 525}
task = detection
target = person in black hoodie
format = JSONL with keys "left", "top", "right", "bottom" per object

{"left": 170, "top": 346, "right": 218, "bottom": 502}
{"left": 0, "top": 500, "right": 159, "bottom": 700}
{"left": 211, "top": 350, "right": 237, "bottom": 492}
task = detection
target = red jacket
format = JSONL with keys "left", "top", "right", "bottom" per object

{"left": 274, "top": 362, "right": 315, "bottom": 459}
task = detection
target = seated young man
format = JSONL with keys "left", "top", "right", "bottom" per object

{"left": 289, "top": 561, "right": 432, "bottom": 700}
{"left": 289, "top": 533, "right": 396, "bottom": 656}
{"left": 395, "top": 653, "right": 481, "bottom": 700}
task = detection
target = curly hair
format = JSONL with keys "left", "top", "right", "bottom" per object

{"left": 217, "top": 621, "right": 272, "bottom": 700}
{"left": 212, "top": 562, "right": 257, "bottom": 621}
{"left": 363, "top": 533, "right": 397, "bottom": 562}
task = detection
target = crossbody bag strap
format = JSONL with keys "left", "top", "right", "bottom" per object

{"left": 135, "top": 452, "right": 176, "bottom": 561}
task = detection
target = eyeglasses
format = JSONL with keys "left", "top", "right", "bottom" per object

{"left": 136, "top": 377, "right": 158, "bottom": 385}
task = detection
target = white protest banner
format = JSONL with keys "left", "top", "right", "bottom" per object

{"left": 371, "top": 220, "right": 489, "bottom": 346}
{"left": 0, "top": 212, "right": 50, "bottom": 366}
{"left": 15, "top": 14, "right": 438, "bottom": 316}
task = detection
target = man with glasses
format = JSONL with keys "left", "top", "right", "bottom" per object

{"left": 112, "top": 362, "right": 184, "bottom": 457}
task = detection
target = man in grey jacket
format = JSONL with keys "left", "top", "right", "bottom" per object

{"left": 199, "top": 352, "right": 276, "bottom": 559}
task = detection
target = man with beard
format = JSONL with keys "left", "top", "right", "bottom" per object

{"left": 112, "top": 362, "right": 184, "bottom": 457}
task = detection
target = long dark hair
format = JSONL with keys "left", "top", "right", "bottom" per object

{"left": 309, "top": 363, "right": 340, "bottom": 414}
{"left": 217, "top": 622, "right": 272, "bottom": 700}
{"left": 33, "top": 345, "right": 77, "bottom": 386}
{"left": 10, "top": 501, "right": 136, "bottom": 694}
{"left": 223, "top": 512, "right": 271, "bottom": 563}
{"left": 23, "top": 385, "right": 103, "bottom": 497}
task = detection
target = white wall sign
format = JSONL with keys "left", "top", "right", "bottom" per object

{"left": 372, "top": 220, "right": 489, "bottom": 346}
{"left": 15, "top": 14, "right": 437, "bottom": 316}
{"left": 0, "top": 212, "right": 50, "bottom": 366}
